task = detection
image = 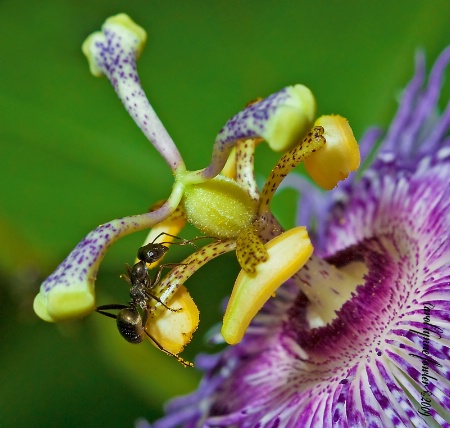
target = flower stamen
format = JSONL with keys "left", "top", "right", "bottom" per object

{"left": 235, "top": 225, "right": 268, "bottom": 273}
{"left": 235, "top": 138, "right": 261, "bottom": 201}
{"left": 258, "top": 126, "right": 326, "bottom": 214}
{"left": 222, "top": 226, "right": 313, "bottom": 344}
{"left": 304, "top": 115, "right": 360, "bottom": 190}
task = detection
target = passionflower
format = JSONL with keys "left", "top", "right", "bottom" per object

{"left": 32, "top": 14, "right": 359, "bottom": 359}
{"left": 144, "top": 48, "right": 450, "bottom": 427}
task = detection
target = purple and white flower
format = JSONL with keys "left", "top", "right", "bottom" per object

{"left": 147, "top": 49, "right": 450, "bottom": 428}
{"left": 34, "top": 14, "right": 450, "bottom": 426}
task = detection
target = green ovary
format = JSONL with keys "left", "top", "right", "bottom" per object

{"left": 182, "top": 175, "right": 258, "bottom": 239}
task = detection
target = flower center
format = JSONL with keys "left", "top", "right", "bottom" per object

{"left": 295, "top": 254, "right": 368, "bottom": 328}
{"left": 290, "top": 236, "right": 404, "bottom": 358}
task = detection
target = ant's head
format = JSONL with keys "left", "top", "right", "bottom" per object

{"left": 137, "top": 242, "right": 169, "bottom": 264}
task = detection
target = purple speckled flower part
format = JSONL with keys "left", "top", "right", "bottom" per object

{"left": 83, "top": 15, "right": 185, "bottom": 172}
{"left": 83, "top": 16, "right": 317, "bottom": 185}
{"left": 199, "top": 85, "right": 315, "bottom": 180}
{"left": 146, "top": 49, "right": 450, "bottom": 428}
{"left": 34, "top": 192, "right": 180, "bottom": 321}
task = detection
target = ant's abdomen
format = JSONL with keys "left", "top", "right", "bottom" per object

{"left": 116, "top": 308, "right": 144, "bottom": 344}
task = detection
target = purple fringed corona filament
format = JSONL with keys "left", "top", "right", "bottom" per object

{"left": 146, "top": 49, "right": 450, "bottom": 428}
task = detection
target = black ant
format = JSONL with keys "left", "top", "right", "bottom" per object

{"left": 95, "top": 233, "right": 212, "bottom": 366}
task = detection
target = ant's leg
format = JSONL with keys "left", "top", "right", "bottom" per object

{"left": 150, "top": 231, "right": 177, "bottom": 243}
{"left": 120, "top": 273, "right": 131, "bottom": 284}
{"left": 143, "top": 329, "right": 193, "bottom": 367}
{"left": 96, "top": 304, "right": 128, "bottom": 310}
{"left": 160, "top": 236, "right": 222, "bottom": 253}
{"left": 150, "top": 263, "right": 188, "bottom": 287}
{"left": 151, "top": 232, "right": 203, "bottom": 249}
{"left": 150, "top": 232, "right": 191, "bottom": 247}
{"left": 144, "top": 262, "right": 187, "bottom": 311}
{"left": 142, "top": 289, "right": 181, "bottom": 312}
{"left": 96, "top": 304, "right": 128, "bottom": 319}
{"left": 120, "top": 263, "right": 133, "bottom": 285}
{"left": 96, "top": 310, "right": 117, "bottom": 320}
{"left": 181, "top": 236, "right": 221, "bottom": 244}
{"left": 139, "top": 235, "right": 221, "bottom": 266}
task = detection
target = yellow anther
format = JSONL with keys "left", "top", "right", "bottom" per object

{"left": 146, "top": 285, "right": 199, "bottom": 355}
{"left": 222, "top": 226, "right": 313, "bottom": 344}
{"left": 304, "top": 115, "right": 360, "bottom": 190}
{"left": 236, "top": 225, "right": 268, "bottom": 273}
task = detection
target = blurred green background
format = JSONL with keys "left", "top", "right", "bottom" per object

{"left": 0, "top": 0, "right": 449, "bottom": 426}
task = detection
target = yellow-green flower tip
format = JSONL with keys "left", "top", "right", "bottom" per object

{"left": 33, "top": 287, "right": 95, "bottom": 322}
{"left": 82, "top": 33, "right": 103, "bottom": 77}
{"left": 146, "top": 285, "right": 199, "bottom": 355}
{"left": 82, "top": 13, "right": 147, "bottom": 77}
{"left": 182, "top": 175, "right": 258, "bottom": 239}
{"left": 264, "top": 85, "right": 316, "bottom": 152}
{"left": 304, "top": 115, "right": 360, "bottom": 190}
{"left": 222, "top": 226, "right": 313, "bottom": 344}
